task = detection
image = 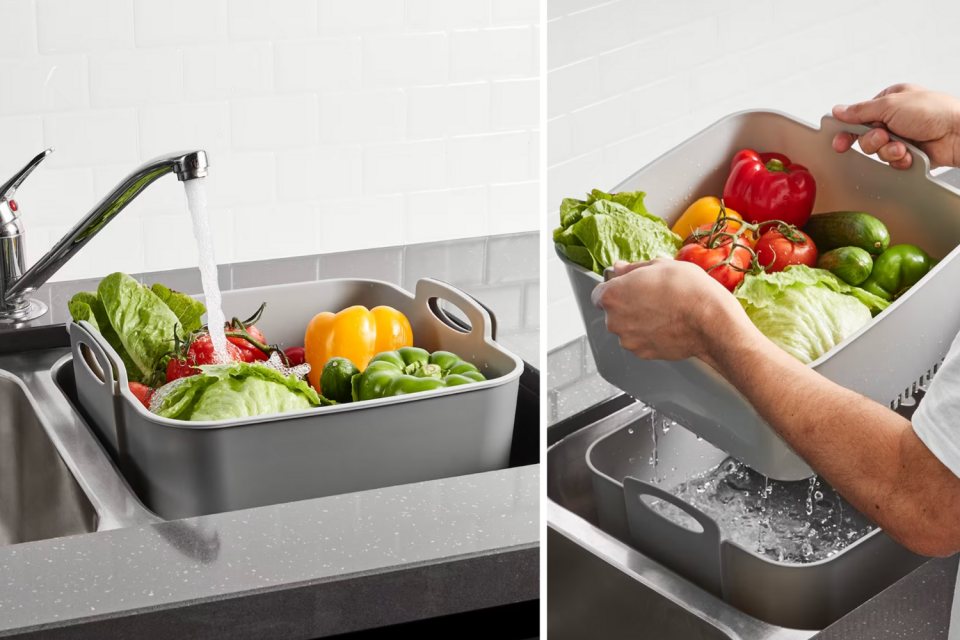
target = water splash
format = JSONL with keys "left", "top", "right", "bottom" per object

{"left": 650, "top": 459, "right": 874, "bottom": 564}
{"left": 184, "top": 179, "right": 228, "bottom": 361}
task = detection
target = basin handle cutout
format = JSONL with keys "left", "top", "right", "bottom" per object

{"left": 623, "top": 476, "right": 724, "bottom": 597}
{"left": 639, "top": 494, "right": 704, "bottom": 533}
{"left": 414, "top": 278, "right": 496, "bottom": 342}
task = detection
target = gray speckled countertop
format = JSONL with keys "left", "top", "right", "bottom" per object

{"left": 0, "top": 467, "right": 538, "bottom": 638}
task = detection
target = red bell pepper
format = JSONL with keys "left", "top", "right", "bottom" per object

{"left": 722, "top": 150, "right": 816, "bottom": 228}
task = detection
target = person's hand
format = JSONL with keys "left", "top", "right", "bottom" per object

{"left": 832, "top": 83, "right": 960, "bottom": 170}
{"left": 590, "top": 259, "right": 756, "bottom": 365}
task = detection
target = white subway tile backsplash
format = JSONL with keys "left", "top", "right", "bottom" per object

{"left": 227, "top": 0, "right": 318, "bottom": 41}
{"left": 206, "top": 151, "right": 275, "bottom": 207}
{"left": 488, "top": 181, "right": 538, "bottom": 235}
{"left": 317, "top": 195, "right": 403, "bottom": 253}
{"left": 547, "top": 115, "right": 571, "bottom": 166}
{"left": 405, "top": 186, "right": 487, "bottom": 243}
{"left": 138, "top": 102, "right": 231, "bottom": 161}
{"left": 276, "top": 146, "right": 362, "bottom": 201}
{"left": 231, "top": 94, "right": 319, "bottom": 150}
{"left": 0, "top": 0, "right": 37, "bottom": 57}
{"left": 50, "top": 214, "right": 145, "bottom": 281}
{"left": 319, "top": 90, "right": 406, "bottom": 143}
{"left": 546, "top": 57, "right": 600, "bottom": 119}
{"left": 0, "top": 116, "right": 44, "bottom": 176}
{"left": 492, "top": 0, "right": 538, "bottom": 25}
{"left": 183, "top": 44, "right": 273, "bottom": 100}
{"left": 89, "top": 49, "right": 183, "bottom": 107}
{"left": 37, "top": 0, "right": 134, "bottom": 54}
{"left": 449, "top": 131, "right": 530, "bottom": 187}
{"left": 547, "top": 149, "right": 603, "bottom": 213}
{"left": 44, "top": 109, "right": 139, "bottom": 168}
{"left": 18, "top": 0, "right": 538, "bottom": 283}
{"left": 141, "top": 209, "right": 232, "bottom": 272}
{"left": 405, "top": 0, "right": 489, "bottom": 31}
{"left": 235, "top": 202, "right": 317, "bottom": 261}
{"left": 491, "top": 79, "right": 538, "bottom": 131}
{"left": 364, "top": 139, "right": 446, "bottom": 194}
{"left": 364, "top": 33, "right": 447, "bottom": 88}
{"left": 0, "top": 56, "right": 88, "bottom": 115}
{"left": 407, "top": 82, "right": 489, "bottom": 138}
{"left": 274, "top": 39, "right": 361, "bottom": 93}
{"left": 17, "top": 167, "right": 95, "bottom": 225}
{"left": 134, "top": 0, "right": 220, "bottom": 47}
{"left": 451, "top": 27, "right": 534, "bottom": 81}
{"left": 319, "top": 0, "right": 405, "bottom": 34}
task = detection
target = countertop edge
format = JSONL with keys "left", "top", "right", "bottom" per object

{"left": 1, "top": 542, "right": 540, "bottom": 639}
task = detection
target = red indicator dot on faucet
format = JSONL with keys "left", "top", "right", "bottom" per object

{"left": 9, "top": 200, "right": 16, "bottom": 212}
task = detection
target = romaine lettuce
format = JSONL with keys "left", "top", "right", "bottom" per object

{"left": 553, "top": 190, "right": 681, "bottom": 275}
{"left": 734, "top": 265, "right": 890, "bottom": 364}
{"left": 97, "top": 273, "right": 193, "bottom": 380}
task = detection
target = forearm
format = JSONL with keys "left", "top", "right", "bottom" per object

{"left": 701, "top": 317, "right": 960, "bottom": 556}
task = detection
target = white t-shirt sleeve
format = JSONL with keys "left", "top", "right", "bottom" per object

{"left": 912, "top": 331, "right": 960, "bottom": 640}
{"left": 912, "top": 330, "right": 960, "bottom": 479}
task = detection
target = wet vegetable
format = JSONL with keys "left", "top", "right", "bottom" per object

{"left": 351, "top": 348, "right": 485, "bottom": 402}
{"left": 859, "top": 244, "right": 936, "bottom": 301}
{"left": 723, "top": 150, "right": 816, "bottom": 228}
{"left": 304, "top": 305, "right": 413, "bottom": 393}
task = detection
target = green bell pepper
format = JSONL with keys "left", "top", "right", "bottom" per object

{"left": 859, "top": 244, "right": 936, "bottom": 301}
{"left": 351, "top": 348, "right": 487, "bottom": 401}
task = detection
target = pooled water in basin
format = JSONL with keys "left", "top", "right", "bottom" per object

{"left": 650, "top": 458, "right": 876, "bottom": 564}
{"left": 184, "top": 179, "right": 228, "bottom": 361}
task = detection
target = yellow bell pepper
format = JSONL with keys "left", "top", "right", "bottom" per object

{"left": 671, "top": 197, "right": 754, "bottom": 245}
{"left": 304, "top": 305, "right": 413, "bottom": 393}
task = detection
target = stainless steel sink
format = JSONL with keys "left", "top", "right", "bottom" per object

{"left": 0, "top": 346, "right": 159, "bottom": 547}
{"left": 546, "top": 402, "right": 813, "bottom": 640}
{"left": 0, "top": 371, "right": 95, "bottom": 544}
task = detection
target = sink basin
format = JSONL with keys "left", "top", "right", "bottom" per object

{"left": 547, "top": 401, "right": 813, "bottom": 640}
{"left": 0, "top": 371, "right": 96, "bottom": 545}
{"left": 0, "top": 344, "right": 159, "bottom": 546}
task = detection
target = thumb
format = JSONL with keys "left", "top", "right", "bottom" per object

{"left": 833, "top": 97, "right": 892, "bottom": 125}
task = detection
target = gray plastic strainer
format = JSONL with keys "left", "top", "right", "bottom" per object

{"left": 69, "top": 277, "right": 523, "bottom": 520}
{"left": 561, "top": 110, "right": 960, "bottom": 480}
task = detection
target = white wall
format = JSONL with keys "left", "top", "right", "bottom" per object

{"left": 547, "top": 0, "right": 960, "bottom": 349}
{"left": 2, "top": 0, "right": 539, "bottom": 283}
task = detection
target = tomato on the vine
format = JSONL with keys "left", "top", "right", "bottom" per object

{"left": 676, "top": 225, "right": 753, "bottom": 291}
{"left": 166, "top": 334, "right": 243, "bottom": 383}
{"left": 754, "top": 227, "right": 817, "bottom": 273}
{"left": 226, "top": 324, "right": 268, "bottom": 362}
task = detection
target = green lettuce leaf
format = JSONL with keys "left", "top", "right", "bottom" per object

{"left": 150, "top": 283, "right": 206, "bottom": 333}
{"left": 98, "top": 273, "right": 183, "bottom": 379}
{"left": 68, "top": 291, "right": 144, "bottom": 383}
{"left": 734, "top": 265, "right": 890, "bottom": 364}
{"left": 155, "top": 361, "right": 333, "bottom": 422}
{"left": 553, "top": 190, "right": 681, "bottom": 275}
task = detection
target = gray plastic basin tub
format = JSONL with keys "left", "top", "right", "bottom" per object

{"left": 69, "top": 277, "right": 523, "bottom": 520}
{"left": 586, "top": 414, "right": 926, "bottom": 630}
{"left": 560, "top": 111, "right": 960, "bottom": 481}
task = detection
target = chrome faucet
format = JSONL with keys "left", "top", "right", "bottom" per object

{"left": 0, "top": 149, "right": 209, "bottom": 323}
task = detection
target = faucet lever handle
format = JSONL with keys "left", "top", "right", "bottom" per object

{"left": 0, "top": 148, "right": 52, "bottom": 201}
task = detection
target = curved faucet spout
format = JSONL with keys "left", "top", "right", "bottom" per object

{"left": 1, "top": 150, "right": 209, "bottom": 321}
